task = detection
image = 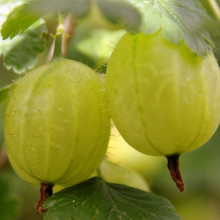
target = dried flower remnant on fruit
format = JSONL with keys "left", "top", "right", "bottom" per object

{"left": 36, "top": 183, "right": 53, "bottom": 213}
{"left": 167, "top": 155, "right": 185, "bottom": 192}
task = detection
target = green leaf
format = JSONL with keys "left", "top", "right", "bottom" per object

{"left": 0, "top": 19, "right": 47, "bottom": 74}
{"left": 96, "top": 0, "right": 141, "bottom": 31}
{"left": 0, "top": 176, "right": 18, "bottom": 220}
{"left": 1, "top": 3, "right": 40, "bottom": 39}
{"left": 28, "top": 0, "right": 91, "bottom": 18}
{"left": 0, "top": 83, "right": 14, "bottom": 104}
{"left": 44, "top": 177, "right": 181, "bottom": 220}
{"left": 0, "top": 0, "right": 23, "bottom": 29}
{"left": 127, "top": 0, "right": 214, "bottom": 56}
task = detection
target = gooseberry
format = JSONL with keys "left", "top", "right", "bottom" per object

{"left": 106, "top": 31, "right": 220, "bottom": 191}
{"left": 4, "top": 58, "right": 110, "bottom": 211}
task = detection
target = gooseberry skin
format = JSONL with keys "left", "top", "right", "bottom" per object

{"left": 106, "top": 32, "right": 220, "bottom": 157}
{"left": 4, "top": 58, "right": 110, "bottom": 186}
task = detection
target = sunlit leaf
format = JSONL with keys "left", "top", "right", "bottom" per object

{"left": 126, "top": 0, "right": 215, "bottom": 56}
{"left": 1, "top": 3, "right": 40, "bottom": 39}
{"left": 0, "top": 19, "right": 47, "bottom": 74}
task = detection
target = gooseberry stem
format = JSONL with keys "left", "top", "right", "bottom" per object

{"left": 36, "top": 183, "right": 53, "bottom": 213}
{"left": 48, "top": 13, "right": 74, "bottom": 62}
{"left": 51, "top": 12, "right": 64, "bottom": 61}
{"left": 62, "top": 14, "right": 75, "bottom": 56}
{"left": 167, "top": 155, "right": 185, "bottom": 192}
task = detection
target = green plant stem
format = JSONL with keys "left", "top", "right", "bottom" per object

{"left": 52, "top": 34, "right": 62, "bottom": 60}
{"left": 62, "top": 14, "right": 75, "bottom": 56}
{"left": 48, "top": 13, "right": 74, "bottom": 61}
{"left": 50, "top": 12, "right": 64, "bottom": 61}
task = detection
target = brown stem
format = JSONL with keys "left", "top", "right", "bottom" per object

{"left": 167, "top": 155, "right": 185, "bottom": 192}
{"left": 36, "top": 183, "right": 53, "bottom": 213}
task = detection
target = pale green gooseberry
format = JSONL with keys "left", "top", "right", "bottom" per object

{"left": 4, "top": 58, "right": 110, "bottom": 187}
{"left": 106, "top": 31, "right": 220, "bottom": 191}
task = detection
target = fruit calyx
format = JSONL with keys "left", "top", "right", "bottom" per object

{"left": 36, "top": 183, "right": 53, "bottom": 213}
{"left": 167, "top": 155, "right": 185, "bottom": 192}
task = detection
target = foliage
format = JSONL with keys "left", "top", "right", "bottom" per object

{"left": 44, "top": 177, "right": 181, "bottom": 220}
